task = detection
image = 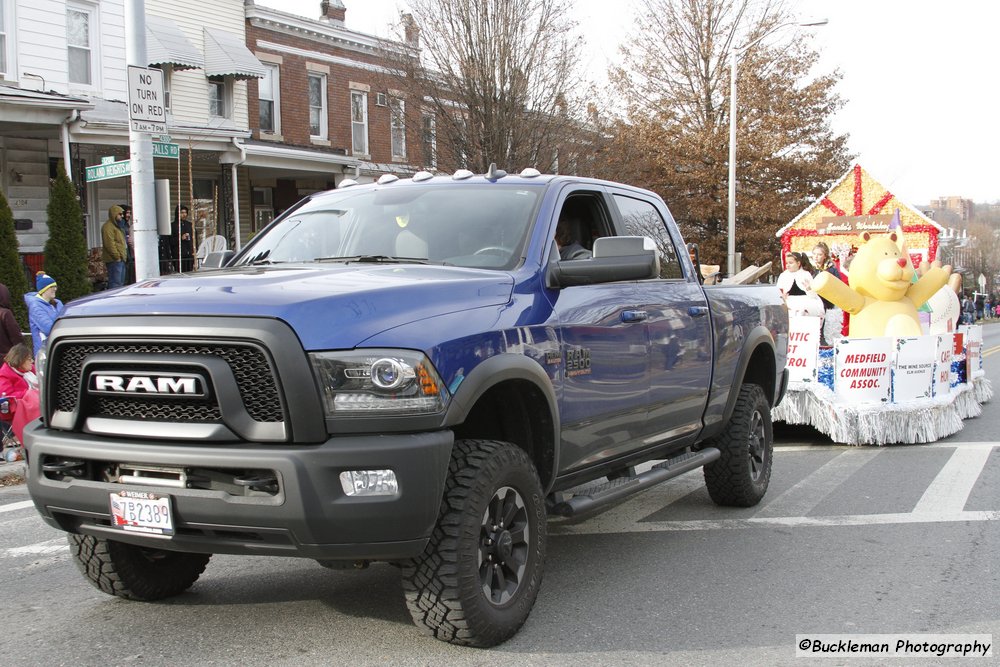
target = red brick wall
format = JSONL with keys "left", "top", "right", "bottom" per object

{"left": 246, "top": 20, "right": 416, "bottom": 166}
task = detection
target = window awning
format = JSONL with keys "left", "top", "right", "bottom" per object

{"left": 146, "top": 15, "right": 204, "bottom": 70}
{"left": 203, "top": 28, "right": 267, "bottom": 80}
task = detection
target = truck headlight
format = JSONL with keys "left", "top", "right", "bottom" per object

{"left": 36, "top": 347, "right": 47, "bottom": 383}
{"left": 309, "top": 349, "right": 450, "bottom": 416}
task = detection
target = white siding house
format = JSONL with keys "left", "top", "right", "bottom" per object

{"left": 1, "top": 0, "right": 263, "bottom": 262}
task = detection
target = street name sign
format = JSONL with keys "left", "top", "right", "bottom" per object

{"left": 152, "top": 142, "right": 180, "bottom": 159}
{"left": 127, "top": 65, "right": 166, "bottom": 134}
{"left": 86, "top": 159, "right": 131, "bottom": 182}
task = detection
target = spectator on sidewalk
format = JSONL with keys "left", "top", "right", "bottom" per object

{"left": 0, "top": 282, "right": 24, "bottom": 358}
{"left": 0, "top": 343, "right": 40, "bottom": 447}
{"left": 171, "top": 205, "right": 195, "bottom": 272}
{"left": 24, "top": 272, "right": 65, "bottom": 353}
{"left": 118, "top": 204, "right": 135, "bottom": 284}
{"left": 101, "top": 205, "right": 127, "bottom": 289}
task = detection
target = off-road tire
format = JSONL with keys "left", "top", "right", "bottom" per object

{"left": 68, "top": 534, "right": 211, "bottom": 601}
{"left": 704, "top": 383, "right": 773, "bottom": 507}
{"left": 401, "top": 439, "right": 546, "bottom": 647}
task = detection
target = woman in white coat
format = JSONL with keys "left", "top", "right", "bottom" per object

{"left": 777, "top": 251, "right": 825, "bottom": 318}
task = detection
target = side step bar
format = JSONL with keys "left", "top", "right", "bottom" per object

{"left": 549, "top": 447, "right": 720, "bottom": 517}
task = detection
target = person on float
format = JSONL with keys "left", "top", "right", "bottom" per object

{"left": 777, "top": 251, "right": 825, "bottom": 319}
{"left": 811, "top": 242, "right": 843, "bottom": 346}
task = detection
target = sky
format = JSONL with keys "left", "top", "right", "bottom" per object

{"left": 257, "top": 0, "right": 1000, "bottom": 205}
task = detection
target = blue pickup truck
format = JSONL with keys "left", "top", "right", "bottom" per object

{"left": 26, "top": 168, "right": 787, "bottom": 647}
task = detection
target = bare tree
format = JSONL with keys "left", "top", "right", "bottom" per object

{"left": 964, "top": 221, "right": 1000, "bottom": 296}
{"left": 602, "top": 0, "right": 851, "bottom": 270}
{"left": 376, "top": 0, "right": 593, "bottom": 174}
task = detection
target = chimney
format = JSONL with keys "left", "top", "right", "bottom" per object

{"left": 320, "top": 0, "right": 346, "bottom": 25}
{"left": 402, "top": 13, "right": 420, "bottom": 48}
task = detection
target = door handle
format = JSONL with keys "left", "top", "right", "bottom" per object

{"left": 621, "top": 310, "right": 648, "bottom": 323}
{"left": 688, "top": 306, "right": 709, "bottom": 317}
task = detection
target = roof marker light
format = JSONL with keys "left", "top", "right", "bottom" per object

{"left": 412, "top": 170, "right": 434, "bottom": 182}
{"left": 338, "top": 178, "right": 359, "bottom": 188}
{"left": 519, "top": 168, "right": 541, "bottom": 178}
{"left": 377, "top": 174, "right": 400, "bottom": 185}
{"left": 452, "top": 169, "right": 474, "bottom": 180}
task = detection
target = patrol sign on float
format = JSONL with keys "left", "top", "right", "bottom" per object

{"left": 127, "top": 65, "right": 166, "bottom": 134}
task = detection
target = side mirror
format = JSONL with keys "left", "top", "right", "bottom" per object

{"left": 547, "top": 236, "right": 659, "bottom": 288}
{"left": 201, "top": 250, "right": 234, "bottom": 270}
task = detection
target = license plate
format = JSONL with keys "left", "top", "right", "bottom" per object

{"left": 109, "top": 490, "right": 174, "bottom": 535}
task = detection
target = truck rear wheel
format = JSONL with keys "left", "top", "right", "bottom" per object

{"left": 68, "top": 534, "right": 211, "bottom": 601}
{"left": 401, "top": 439, "right": 546, "bottom": 647}
{"left": 704, "top": 383, "right": 773, "bottom": 507}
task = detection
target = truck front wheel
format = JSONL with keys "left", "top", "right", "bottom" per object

{"left": 402, "top": 439, "right": 546, "bottom": 647}
{"left": 704, "top": 383, "right": 773, "bottom": 507}
{"left": 68, "top": 534, "right": 211, "bottom": 601}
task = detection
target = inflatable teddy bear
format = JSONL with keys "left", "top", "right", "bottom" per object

{"left": 813, "top": 231, "right": 951, "bottom": 338}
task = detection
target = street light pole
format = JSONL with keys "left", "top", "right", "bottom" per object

{"left": 726, "top": 19, "right": 827, "bottom": 278}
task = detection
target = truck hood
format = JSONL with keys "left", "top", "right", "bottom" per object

{"left": 63, "top": 264, "right": 515, "bottom": 349}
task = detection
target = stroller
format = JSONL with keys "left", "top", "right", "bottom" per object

{"left": 1, "top": 396, "right": 24, "bottom": 460}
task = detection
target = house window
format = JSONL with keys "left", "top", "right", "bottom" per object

{"left": 208, "top": 76, "right": 230, "bottom": 119}
{"left": 351, "top": 90, "right": 368, "bottom": 156}
{"left": 421, "top": 113, "right": 436, "bottom": 169}
{"left": 308, "top": 73, "right": 327, "bottom": 139}
{"left": 259, "top": 64, "right": 279, "bottom": 133}
{"left": 390, "top": 98, "right": 406, "bottom": 159}
{"left": 67, "top": 4, "right": 96, "bottom": 86}
{"left": 0, "top": 1, "right": 9, "bottom": 76}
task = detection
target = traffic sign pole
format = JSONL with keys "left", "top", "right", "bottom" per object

{"left": 125, "top": 0, "right": 159, "bottom": 280}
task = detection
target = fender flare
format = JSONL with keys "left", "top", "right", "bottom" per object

{"left": 721, "top": 325, "right": 779, "bottom": 424}
{"left": 443, "top": 353, "right": 561, "bottom": 487}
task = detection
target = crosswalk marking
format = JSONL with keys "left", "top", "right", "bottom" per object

{"left": 754, "top": 449, "right": 881, "bottom": 518}
{"left": 913, "top": 446, "right": 994, "bottom": 514}
{"left": 552, "top": 443, "right": 999, "bottom": 535}
{"left": 552, "top": 510, "right": 1000, "bottom": 534}
{"left": 0, "top": 500, "right": 34, "bottom": 514}
{"left": 4, "top": 539, "right": 65, "bottom": 557}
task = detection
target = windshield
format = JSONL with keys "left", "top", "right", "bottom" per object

{"left": 234, "top": 184, "right": 542, "bottom": 270}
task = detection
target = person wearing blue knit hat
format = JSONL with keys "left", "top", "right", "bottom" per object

{"left": 24, "top": 272, "right": 65, "bottom": 353}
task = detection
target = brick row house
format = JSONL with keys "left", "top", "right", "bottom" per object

{"left": 242, "top": 0, "right": 434, "bottom": 234}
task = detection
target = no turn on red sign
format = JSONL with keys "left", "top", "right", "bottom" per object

{"left": 127, "top": 65, "right": 166, "bottom": 134}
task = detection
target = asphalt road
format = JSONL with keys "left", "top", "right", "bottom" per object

{"left": 0, "top": 325, "right": 997, "bottom": 666}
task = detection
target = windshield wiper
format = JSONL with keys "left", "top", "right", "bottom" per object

{"left": 314, "top": 255, "right": 435, "bottom": 264}
{"left": 248, "top": 259, "right": 285, "bottom": 266}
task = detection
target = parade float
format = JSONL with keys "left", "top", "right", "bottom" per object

{"left": 772, "top": 164, "right": 992, "bottom": 445}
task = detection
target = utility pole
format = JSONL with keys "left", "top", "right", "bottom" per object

{"left": 124, "top": 0, "right": 160, "bottom": 280}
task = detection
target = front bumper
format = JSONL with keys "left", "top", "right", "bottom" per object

{"left": 24, "top": 422, "right": 453, "bottom": 561}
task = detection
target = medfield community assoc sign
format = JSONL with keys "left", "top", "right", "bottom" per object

{"left": 835, "top": 338, "right": 892, "bottom": 404}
